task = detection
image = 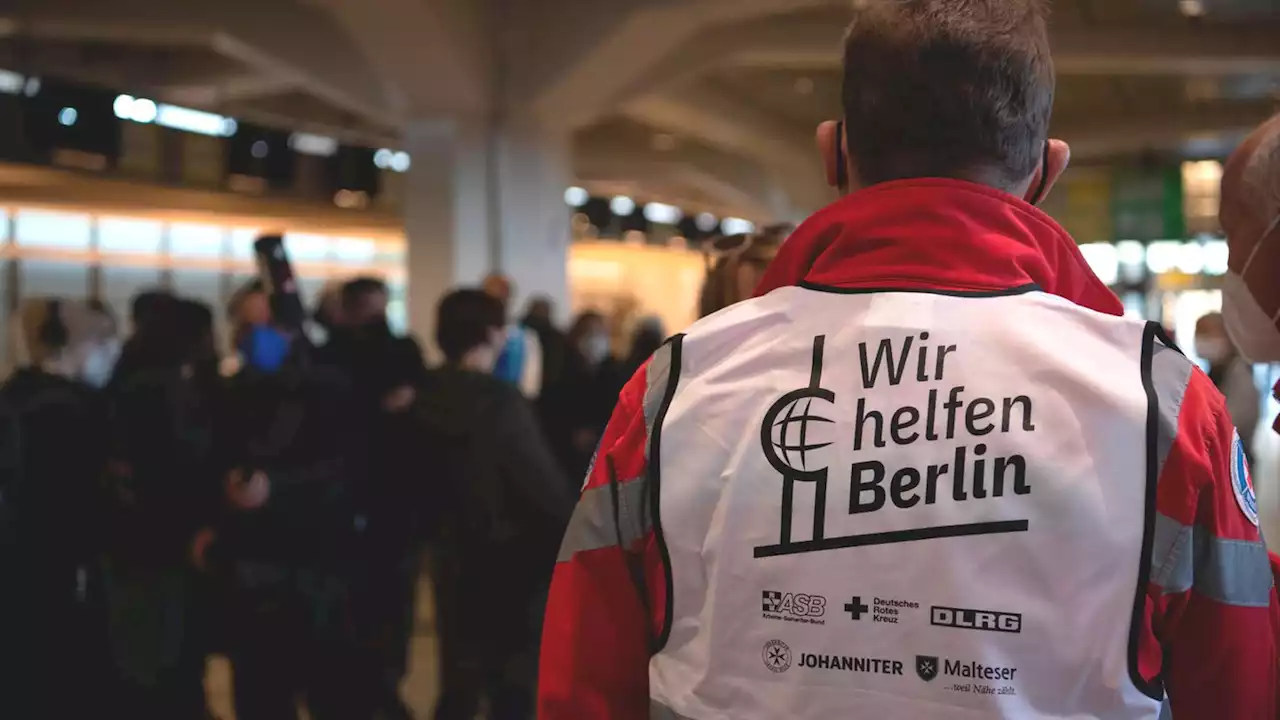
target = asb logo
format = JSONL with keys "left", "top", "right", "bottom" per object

{"left": 1231, "top": 429, "right": 1259, "bottom": 527}
{"left": 762, "top": 639, "right": 792, "bottom": 674}
{"left": 762, "top": 591, "right": 826, "bottom": 618}
{"left": 916, "top": 655, "right": 939, "bottom": 682}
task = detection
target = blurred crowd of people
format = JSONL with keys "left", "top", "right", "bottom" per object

{"left": 0, "top": 269, "right": 661, "bottom": 720}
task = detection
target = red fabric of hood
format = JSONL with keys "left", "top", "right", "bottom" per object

{"left": 756, "top": 178, "right": 1124, "bottom": 317}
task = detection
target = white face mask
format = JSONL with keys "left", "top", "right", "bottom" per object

{"left": 1223, "top": 213, "right": 1280, "bottom": 363}
{"left": 580, "top": 334, "right": 611, "bottom": 365}
{"left": 80, "top": 339, "right": 121, "bottom": 388}
{"left": 1194, "top": 337, "right": 1231, "bottom": 365}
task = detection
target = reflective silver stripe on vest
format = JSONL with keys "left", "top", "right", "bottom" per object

{"left": 557, "top": 346, "right": 674, "bottom": 563}
{"left": 1150, "top": 513, "right": 1274, "bottom": 607}
{"left": 557, "top": 476, "right": 650, "bottom": 562}
{"left": 1146, "top": 340, "right": 1273, "bottom": 608}
{"left": 1159, "top": 698, "right": 1172, "bottom": 720}
{"left": 1149, "top": 341, "right": 1192, "bottom": 483}
{"left": 650, "top": 698, "right": 694, "bottom": 720}
{"left": 644, "top": 342, "right": 676, "bottom": 463}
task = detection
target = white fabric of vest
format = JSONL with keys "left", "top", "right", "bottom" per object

{"left": 649, "top": 286, "right": 1162, "bottom": 720}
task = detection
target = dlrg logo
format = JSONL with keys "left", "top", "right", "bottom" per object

{"left": 931, "top": 605, "right": 1021, "bottom": 634}
{"left": 762, "top": 591, "right": 827, "bottom": 618}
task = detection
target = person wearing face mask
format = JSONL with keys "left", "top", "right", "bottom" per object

{"left": 542, "top": 311, "right": 625, "bottom": 488}
{"left": 1221, "top": 114, "right": 1280, "bottom": 424}
{"left": 418, "top": 288, "right": 572, "bottom": 720}
{"left": 321, "top": 276, "right": 426, "bottom": 719}
{"left": 540, "top": 3, "right": 1279, "bottom": 718}
{"left": 0, "top": 299, "right": 115, "bottom": 718}
{"left": 1196, "top": 312, "right": 1261, "bottom": 462}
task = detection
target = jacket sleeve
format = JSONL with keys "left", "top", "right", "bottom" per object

{"left": 1140, "top": 355, "right": 1280, "bottom": 718}
{"left": 539, "top": 362, "right": 666, "bottom": 720}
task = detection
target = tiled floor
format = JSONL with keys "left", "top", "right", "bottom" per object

{"left": 206, "top": 574, "right": 441, "bottom": 720}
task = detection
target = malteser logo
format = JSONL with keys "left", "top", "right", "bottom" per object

{"left": 916, "top": 655, "right": 939, "bottom": 682}
{"left": 931, "top": 605, "right": 1022, "bottom": 634}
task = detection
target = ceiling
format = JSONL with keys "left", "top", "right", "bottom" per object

{"left": 0, "top": 0, "right": 1278, "bottom": 220}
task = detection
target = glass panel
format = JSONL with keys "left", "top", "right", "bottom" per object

{"left": 100, "top": 266, "right": 162, "bottom": 333}
{"left": 20, "top": 259, "right": 90, "bottom": 299}
{"left": 331, "top": 237, "right": 377, "bottom": 264}
{"left": 229, "top": 229, "right": 260, "bottom": 259}
{"left": 15, "top": 209, "right": 92, "bottom": 249}
{"left": 171, "top": 223, "right": 226, "bottom": 258}
{"left": 283, "top": 232, "right": 330, "bottom": 262}
{"left": 98, "top": 216, "right": 163, "bottom": 254}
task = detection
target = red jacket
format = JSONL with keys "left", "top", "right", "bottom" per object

{"left": 539, "top": 179, "right": 1280, "bottom": 718}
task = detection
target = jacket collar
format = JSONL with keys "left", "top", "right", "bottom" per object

{"left": 755, "top": 178, "right": 1124, "bottom": 316}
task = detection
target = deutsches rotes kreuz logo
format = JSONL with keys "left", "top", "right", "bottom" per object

{"left": 1231, "top": 429, "right": 1259, "bottom": 527}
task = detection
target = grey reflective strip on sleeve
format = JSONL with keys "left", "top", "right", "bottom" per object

{"left": 644, "top": 342, "right": 676, "bottom": 462}
{"left": 1159, "top": 698, "right": 1172, "bottom": 720}
{"left": 650, "top": 699, "right": 694, "bottom": 720}
{"left": 1149, "top": 341, "right": 1193, "bottom": 482}
{"left": 1150, "top": 514, "right": 1274, "bottom": 607}
{"left": 557, "top": 475, "right": 650, "bottom": 562}
{"left": 1146, "top": 341, "right": 1274, "bottom": 608}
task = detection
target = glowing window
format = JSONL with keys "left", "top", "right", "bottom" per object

{"left": 98, "top": 217, "right": 163, "bottom": 254}
{"left": 170, "top": 223, "right": 226, "bottom": 258}
{"left": 15, "top": 209, "right": 91, "bottom": 249}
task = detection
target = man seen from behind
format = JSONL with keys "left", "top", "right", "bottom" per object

{"left": 540, "top": 2, "right": 1280, "bottom": 718}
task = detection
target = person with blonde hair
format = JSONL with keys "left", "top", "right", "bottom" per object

{"left": 1, "top": 297, "right": 117, "bottom": 718}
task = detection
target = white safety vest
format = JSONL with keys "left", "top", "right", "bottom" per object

{"left": 647, "top": 285, "right": 1165, "bottom": 719}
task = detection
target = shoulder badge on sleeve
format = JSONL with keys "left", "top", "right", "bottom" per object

{"left": 1230, "top": 430, "right": 1259, "bottom": 528}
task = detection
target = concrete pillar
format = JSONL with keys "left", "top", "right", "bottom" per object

{"left": 402, "top": 117, "right": 572, "bottom": 359}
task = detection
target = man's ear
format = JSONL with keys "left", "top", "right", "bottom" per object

{"left": 816, "top": 121, "right": 841, "bottom": 189}
{"left": 1024, "top": 139, "right": 1071, "bottom": 204}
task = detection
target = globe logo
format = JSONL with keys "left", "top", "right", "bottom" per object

{"left": 762, "top": 388, "right": 836, "bottom": 481}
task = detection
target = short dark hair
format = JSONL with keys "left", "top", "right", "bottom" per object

{"left": 226, "top": 279, "right": 265, "bottom": 320}
{"left": 341, "top": 276, "right": 388, "bottom": 312}
{"left": 131, "top": 290, "right": 174, "bottom": 328}
{"left": 842, "top": 0, "right": 1054, "bottom": 190}
{"left": 436, "top": 288, "right": 505, "bottom": 363}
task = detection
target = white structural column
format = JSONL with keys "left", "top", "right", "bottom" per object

{"left": 402, "top": 119, "right": 492, "bottom": 354}
{"left": 402, "top": 118, "right": 573, "bottom": 356}
{"left": 491, "top": 123, "right": 573, "bottom": 317}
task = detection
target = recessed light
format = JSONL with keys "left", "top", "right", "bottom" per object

{"left": 1179, "top": 0, "right": 1205, "bottom": 18}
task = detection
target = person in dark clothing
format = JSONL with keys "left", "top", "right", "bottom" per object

{"left": 0, "top": 299, "right": 116, "bottom": 719}
{"left": 318, "top": 275, "right": 426, "bottom": 720}
{"left": 421, "top": 288, "right": 574, "bottom": 720}
{"left": 112, "top": 290, "right": 181, "bottom": 385}
{"left": 105, "top": 297, "right": 222, "bottom": 720}
{"left": 522, "top": 295, "right": 568, "bottom": 393}
{"left": 622, "top": 315, "right": 667, "bottom": 379}
{"left": 542, "top": 311, "right": 624, "bottom": 486}
{"left": 214, "top": 358, "right": 366, "bottom": 720}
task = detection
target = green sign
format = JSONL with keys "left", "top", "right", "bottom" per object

{"left": 1110, "top": 167, "right": 1184, "bottom": 241}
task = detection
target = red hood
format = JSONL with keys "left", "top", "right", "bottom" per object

{"left": 756, "top": 178, "right": 1124, "bottom": 317}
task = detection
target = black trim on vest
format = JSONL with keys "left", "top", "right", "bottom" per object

{"left": 1130, "top": 321, "right": 1167, "bottom": 702}
{"left": 796, "top": 281, "right": 1043, "bottom": 298}
{"left": 650, "top": 333, "right": 685, "bottom": 654}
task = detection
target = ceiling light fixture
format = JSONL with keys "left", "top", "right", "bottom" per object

{"left": 610, "top": 195, "right": 637, "bottom": 216}
{"left": 1178, "top": 0, "right": 1205, "bottom": 18}
{"left": 564, "top": 187, "right": 590, "bottom": 207}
